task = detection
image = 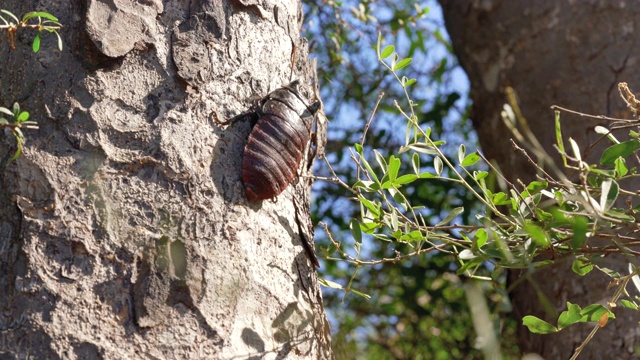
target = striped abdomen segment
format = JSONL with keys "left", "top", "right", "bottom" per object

{"left": 243, "top": 112, "right": 308, "bottom": 201}
{"left": 242, "top": 81, "right": 318, "bottom": 202}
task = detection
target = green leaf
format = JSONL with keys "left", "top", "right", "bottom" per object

{"left": 461, "top": 152, "right": 481, "bottom": 166}
{"left": 348, "top": 288, "right": 372, "bottom": 300}
{"left": 436, "top": 207, "right": 464, "bottom": 227}
{"left": 535, "top": 208, "right": 553, "bottom": 221}
{"left": 16, "top": 111, "right": 29, "bottom": 123}
{"left": 571, "top": 215, "right": 588, "bottom": 249}
{"left": 380, "top": 45, "right": 395, "bottom": 59}
{"left": 318, "top": 278, "right": 344, "bottom": 290}
{"left": 403, "top": 78, "right": 417, "bottom": 87}
{"left": 620, "top": 300, "right": 639, "bottom": 311}
{"left": 358, "top": 196, "right": 381, "bottom": 219}
{"left": 600, "top": 140, "right": 640, "bottom": 165}
{"left": 474, "top": 171, "right": 488, "bottom": 180}
{"left": 387, "top": 155, "right": 400, "bottom": 182}
{"left": 349, "top": 219, "right": 362, "bottom": 244}
{"left": 457, "top": 257, "right": 483, "bottom": 275}
{"left": 399, "top": 230, "right": 425, "bottom": 242}
{"left": 32, "top": 32, "right": 41, "bottom": 53}
{"left": 599, "top": 179, "right": 618, "bottom": 212}
{"left": 418, "top": 172, "right": 437, "bottom": 179}
{"left": 353, "top": 180, "right": 376, "bottom": 192}
{"left": 22, "top": 11, "right": 59, "bottom": 22}
{"left": 524, "top": 223, "right": 550, "bottom": 248}
{"left": 604, "top": 209, "right": 635, "bottom": 221}
{"left": 434, "top": 156, "right": 443, "bottom": 176}
{"left": 596, "top": 265, "right": 621, "bottom": 279}
{"left": 394, "top": 174, "right": 418, "bottom": 185}
{"left": 522, "top": 316, "right": 558, "bottom": 334}
{"left": 8, "top": 137, "right": 23, "bottom": 163}
{"left": 360, "top": 157, "right": 380, "bottom": 184}
{"left": 374, "top": 149, "right": 387, "bottom": 171}
{"left": 491, "top": 192, "right": 511, "bottom": 206}
{"left": 359, "top": 222, "right": 378, "bottom": 233}
{"left": 354, "top": 143, "right": 363, "bottom": 155}
{"left": 558, "top": 302, "right": 582, "bottom": 329}
{"left": 411, "top": 153, "right": 420, "bottom": 175}
{"left": 390, "top": 230, "right": 402, "bottom": 240}
{"left": 458, "top": 144, "right": 466, "bottom": 163}
{"left": 393, "top": 57, "right": 412, "bottom": 71}
{"left": 571, "top": 256, "right": 593, "bottom": 276}
{"left": 474, "top": 228, "right": 488, "bottom": 248}
{"left": 555, "top": 111, "right": 569, "bottom": 166}
{"left": 580, "top": 304, "right": 611, "bottom": 322}
{"left": 615, "top": 157, "right": 628, "bottom": 177}
{"left": 525, "top": 181, "right": 548, "bottom": 195}
{"left": 533, "top": 259, "right": 554, "bottom": 268}
{"left": 402, "top": 143, "right": 438, "bottom": 155}
{"left": 390, "top": 210, "right": 398, "bottom": 231}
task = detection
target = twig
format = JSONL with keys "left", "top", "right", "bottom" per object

{"left": 551, "top": 105, "right": 637, "bottom": 123}
{"left": 320, "top": 221, "right": 454, "bottom": 266}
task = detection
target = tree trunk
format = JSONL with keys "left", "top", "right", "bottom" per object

{"left": 440, "top": 1, "right": 639, "bottom": 358}
{"left": 0, "top": 1, "right": 331, "bottom": 358}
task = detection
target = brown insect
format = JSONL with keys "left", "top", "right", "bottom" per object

{"left": 241, "top": 80, "right": 321, "bottom": 202}
{"left": 213, "top": 80, "right": 321, "bottom": 267}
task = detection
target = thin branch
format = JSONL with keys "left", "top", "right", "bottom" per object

{"left": 551, "top": 105, "right": 637, "bottom": 123}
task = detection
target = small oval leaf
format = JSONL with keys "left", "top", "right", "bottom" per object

{"left": 32, "top": 32, "right": 41, "bottom": 53}
{"left": 393, "top": 57, "right": 412, "bottom": 71}
{"left": 461, "top": 152, "right": 481, "bottom": 166}
{"left": 404, "top": 78, "right": 417, "bottom": 87}
{"left": 436, "top": 207, "right": 464, "bottom": 227}
{"left": 380, "top": 45, "right": 395, "bottom": 59}
{"left": 458, "top": 144, "right": 466, "bottom": 164}
{"left": 23, "top": 11, "right": 59, "bottom": 22}
{"left": 522, "top": 316, "right": 558, "bottom": 334}
{"left": 434, "top": 156, "right": 443, "bottom": 176}
{"left": 349, "top": 219, "right": 362, "bottom": 244}
{"left": 16, "top": 111, "right": 29, "bottom": 123}
{"left": 411, "top": 153, "right": 420, "bottom": 175}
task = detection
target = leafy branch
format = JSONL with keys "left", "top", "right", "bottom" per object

{"left": 0, "top": 103, "right": 37, "bottom": 163}
{"left": 0, "top": 9, "right": 62, "bottom": 52}
{"left": 317, "top": 31, "right": 640, "bottom": 358}
{"left": 1, "top": 9, "right": 62, "bottom": 164}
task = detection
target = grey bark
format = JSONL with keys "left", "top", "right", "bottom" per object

{"left": 0, "top": 0, "right": 331, "bottom": 359}
{"left": 440, "top": 1, "right": 639, "bottom": 358}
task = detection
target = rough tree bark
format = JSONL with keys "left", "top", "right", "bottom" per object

{"left": 440, "top": 1, "right": 639, "bottom": 358}
{"left": 0, "top": 1, "right": 331, "bottom": 358}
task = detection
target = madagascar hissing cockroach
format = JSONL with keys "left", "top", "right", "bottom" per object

{"left": 241, "top": 80, "right": 321, "bottom": 202}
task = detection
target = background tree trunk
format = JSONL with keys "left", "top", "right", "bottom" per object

{"left": 440, "top": 1, "right": 639, "bottom": 358}
{"left": 0, "top": 1, "right": 331, "bottom": 358}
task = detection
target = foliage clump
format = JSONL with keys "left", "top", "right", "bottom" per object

{"left": 0, "top": 9, "right": 62, "bottom": 164}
